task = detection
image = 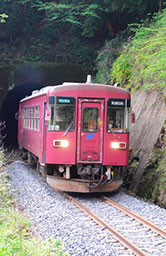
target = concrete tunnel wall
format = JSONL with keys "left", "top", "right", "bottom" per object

{"left": 0, "top": 62, "right": 87, "bottom": 147}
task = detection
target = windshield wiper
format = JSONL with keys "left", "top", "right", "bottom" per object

{"left": 63, "top": 120, "right": 74, "bottom": 137}
{"left": 110, "top": 129, "right": 117, "bottom": 138}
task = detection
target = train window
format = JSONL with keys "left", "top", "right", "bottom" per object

{"left": 25, "top": 108, "right": 28, "bottom": 128}
{"left": 23, "top": 108, "right": 26, "bottom": 128}
{"left": 30, "top": 107, "right": 34, "bottom": 129}
{"left": 83, "top": 108, "right": 98, "bottom": 133}
{"left": 34, "top": 107, "right": 37, "bottom": 130}
{"left": 28, "top": 108, "right": 31, "bottom": 129}
{"left": 107, "top": 99, "right": 130, "bottom": 133}
{"left": 38, "top": 106, "right": 40, "bottom": 130}
{"left": 34, "top": 106, "right": 40, "bottom": 131}
{"left": 25, "top": 108, "right": 29, "bottom": 129}
{"left": 48, "top": 97, "right": 75, "bottom": 132}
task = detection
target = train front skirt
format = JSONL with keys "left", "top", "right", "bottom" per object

{"left": 47, "top": 175, "right": 123, "bottom": 193}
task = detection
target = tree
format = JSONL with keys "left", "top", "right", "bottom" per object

{"left": 0, "top": 0, "right": 164, "bottom": 65}
{"left": 33, "top": 0, "right": 161, "bottom": 38}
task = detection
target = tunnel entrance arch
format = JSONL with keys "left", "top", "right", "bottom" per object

{"left": 0, "top": 83, "right": 45, "bottom": 148}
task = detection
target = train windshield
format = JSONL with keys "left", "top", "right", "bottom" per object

{"left": 107, "top": 99, "right": 130, "bottom": 133}
{"left": 48, "top": 97, "right": 75, "bottom": 132}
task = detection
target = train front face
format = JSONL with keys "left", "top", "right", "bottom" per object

{"left": 46, "top": 91, "right": 130, "bottom": 192}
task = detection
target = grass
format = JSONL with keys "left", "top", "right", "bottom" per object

{"left": 0, "top": 148, "right": 69, "bottom": 256}
{"left": 110, "top": 8, "right": 166, "bottom": 96}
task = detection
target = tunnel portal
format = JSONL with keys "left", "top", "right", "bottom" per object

{"left": 0, "top": 83, "right": 45, "bottom": 148}
{"left": 0, "top": 62, "right": 88, "bottom": 148}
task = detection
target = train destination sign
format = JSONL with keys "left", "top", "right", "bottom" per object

{"left": 56, "top": 97, "right": 76, "bottom": 105}
{"left": 108, "top": 99, "right": 130, "bottom": 107}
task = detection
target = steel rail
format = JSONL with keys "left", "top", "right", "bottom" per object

{"left": 64, "top": 193, "right": 147, "bottom": 256}
{"left": 101, "top": 195, "right": 166, "bottom": 239}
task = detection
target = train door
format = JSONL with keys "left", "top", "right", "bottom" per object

{"left": 77, "top": 99, "right": 104, "bottom": 163}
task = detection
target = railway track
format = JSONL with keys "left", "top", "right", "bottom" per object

{"left": 64, "top": 193, "right": 166, "bottom": 256}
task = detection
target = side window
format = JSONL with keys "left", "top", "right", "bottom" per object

{"left": 83, "top": 108, "right": 98, "bottom": 133}
{"left": 34, "top": 106, "right": 38, "bottom": 130}
{"left": 107, "top": 99, "right": 130, "bottom": 133}
{"left": 23, "top": 108, "right": 25, "bottom": 128}
{"left": 34, "top": 106, "right": 40, "bottom": 131}
{"left": 25, "top": 108, "right": 27, "bottom": 128}
{"left": 28, "top": 107, "right": 31, "bottom": 129}
{"left": 37, "top": 106, "right": 40, "bottom": 131}
{"left": 30, "top": 107, "right": 33, "bottom": 130}
{"left": 31, "top": 107, "right": 34, "bottom": 129}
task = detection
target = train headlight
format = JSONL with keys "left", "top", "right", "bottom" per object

{"left": 111, "top": 142, "right": 126, "bottom": 149}
{"left": 53, "top": 140, "right": 69, "bottom": 148}
{"left": 61, "top": 140, "right": 69, "bottom": 148}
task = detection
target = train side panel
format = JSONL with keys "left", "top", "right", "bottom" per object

{"left": 18, "top": 94, "right": 46, "bottom": 163}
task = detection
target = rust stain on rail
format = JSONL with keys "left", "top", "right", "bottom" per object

{"left": 102, "top": 195, "right": 166, "bottom": 239}
{"left": 64, "top": 193, "right": 147, "bottom": 256}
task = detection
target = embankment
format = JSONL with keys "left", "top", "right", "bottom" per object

{"left": 128, "top": 90, "right": 166, "bottom": 207}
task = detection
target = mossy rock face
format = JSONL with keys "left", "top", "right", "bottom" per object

{"left": 136, "top": 138, "right": 166, "bottom": 208}
{"left": 151, "top": 150, "right": 166, "bottom": 207}
{"left": 124, "top": 121, "right": 166, "bottom": 208}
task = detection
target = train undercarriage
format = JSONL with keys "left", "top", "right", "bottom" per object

{"left": 25, "top": 151, "right": 123, "bottom": 192}
{"left": 21, "top": 150, "right": 124, "bottom": 193}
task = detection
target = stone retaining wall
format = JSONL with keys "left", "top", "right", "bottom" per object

{"left": 130, "top": 90, "right": 166, "bottom": 190}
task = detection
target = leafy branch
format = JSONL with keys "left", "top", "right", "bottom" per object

{"left": 0, "top": 13, "right": 8, "bottom": 23}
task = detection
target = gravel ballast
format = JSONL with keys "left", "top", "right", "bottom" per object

{"left": 8, "top": 161, "right": 166, "bottom": 256}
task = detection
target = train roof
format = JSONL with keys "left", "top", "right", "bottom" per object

{"left": 20, "top": 82, "right": 130, "bottom": 103}
{"left": 51, "top": 82, "right": 129, "bottom": 96}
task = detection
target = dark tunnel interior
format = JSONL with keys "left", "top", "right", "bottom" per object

{"left": 0, "top": 83, "right": 45, "bottom": 148}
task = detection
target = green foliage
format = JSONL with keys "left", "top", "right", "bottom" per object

{"left": 94, "top": 30, "right": 131, "bottom": 84}
{"left": 0, "top": 208, "right": 69, "bottom": 256}
{"left": 0, "top": 13, "right": 8, "bottom": 23}
{"left": 0, "top": 154, "right": 69, "bottom": 256}
{"left": 110, "top": 8, "right": 166, "bottom": 95}
{"left": 111, "top": 50, "right": 131, "bottom": 86}
{"left": 0, "top": 0, "right": 163, "bottom": 67}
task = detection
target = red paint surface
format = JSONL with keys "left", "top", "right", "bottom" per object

{"left": 77, "top": 99, "right": 104, "bottom": 163}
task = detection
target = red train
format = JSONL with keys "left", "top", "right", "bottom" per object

{"left": 18, "top": 79, "right": 134, "bottom": 192}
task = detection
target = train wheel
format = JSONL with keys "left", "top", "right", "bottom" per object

{"left": 37, "top": 160, "right": 40, "bottom": 173}
{"left": 39, "top": 164, "right": 47, "bottom": 181}
{"left": 20, "top": 150, "right": 27, "bottom": 161}
{"left": 27, "top": 152, "right": 33, "bottom": 164}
